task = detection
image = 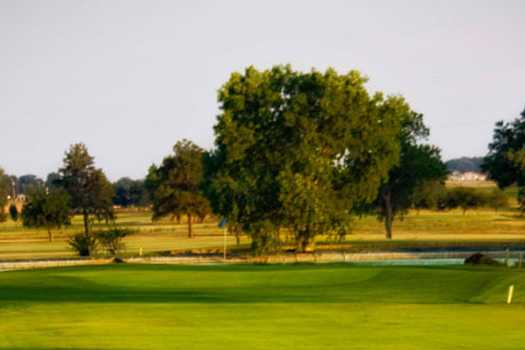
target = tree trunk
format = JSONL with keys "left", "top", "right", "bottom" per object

{"left": 383, "top": 191, "right": 393, "bottom": 240}
{"left": 301, "top": 240, "right": 308, "bottom": 253}
{"left": 187, "top": 213, "right": 193, "bottom": 238}
{"left": 83, "top": 209, "right": 90, "bottom": 236}
{"left": 48, "top": 228, "right": 53, "bottom": 242}
{"left": 299, "top": 235, "right": 310, "bottom": 253}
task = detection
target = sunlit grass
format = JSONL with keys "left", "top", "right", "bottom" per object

{"left": 0, "top": 264, "right": 523, "bottom": 349}
{"left": 0, "top": 207, "right": 524, "bottom": 260}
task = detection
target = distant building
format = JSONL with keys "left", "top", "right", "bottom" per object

{"left": 448, "top": 171, "right": 487, "bottom": 182}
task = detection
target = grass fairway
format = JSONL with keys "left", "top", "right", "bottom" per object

{"left": 1, "top": 209, "right": 525, "bottom": 260}
{"left": 0, "top": 264, "right": 524, "bottom": 349}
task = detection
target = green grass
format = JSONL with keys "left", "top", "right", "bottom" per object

{"left": 1, "top": 208, "right": 525, "bottom": 260}
{"left": 0, "top": 264, "right": 524, "bottom": 349}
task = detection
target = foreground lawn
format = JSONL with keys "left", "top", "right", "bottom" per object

{"left": 0, "top": 264, "right": 524, "bottom": 349}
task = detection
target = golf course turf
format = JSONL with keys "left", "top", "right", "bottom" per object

{"left": 0, "top": 264, "right": 523, "bottom": 349}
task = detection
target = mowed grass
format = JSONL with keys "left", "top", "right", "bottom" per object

{"left": 0, "top": 264, "right": 524, "bottom": 349}
{"left": 0, "top": 212, "right": 249, "bottom": 260}
{"left": 1, "top": 208, "right": 525, "bottom": 260}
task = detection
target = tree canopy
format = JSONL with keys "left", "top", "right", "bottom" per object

{"left": 21, "top": 187, "right": 71, "bottom": 242}
{"left": 13, "top": 174, "right": 44, "bottom": 194}
{"left": 376, "top": 112, "right": 448, "bottom": 239}
{"left": 482, "top": 107, "right": 525, "bottom": 188}
{"left": 57, "top": 143, "right": 114, "bottom": 235}
{"left": 482, "top": 106, "right": 525, "bottom": 211}
{"left": 207, "top": 65, "right": 409, "bottom": 252}
{"left": 113, "top": 177, "right": 149, "bottom": 207}
{"left": 146, "top": 139, "right": 211, "bottom": 238}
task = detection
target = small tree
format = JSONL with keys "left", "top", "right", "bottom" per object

{"left": 96, "top": 228, "right": 132, "bottom": 257}
{"left": 9, "top": 204, "right": 18, "bottom": 223}
{"left": 69, "top": 232, "right": 98, "bottom": 257}
{"left": 445, "top": 187, "right": 486, "bottom": 214}
{"left": 412, "top": 180, "right": 446, "bottom": 212}
{"left": 22, "top": 188, "right": 71, "bottom": 242}
{"left": 377, "top": 143, "right": 448, "bottom": 239}
{"left": 58, "top": 143, "right": 114, "bottom": 236}
{"left": 147, "top": 140, "right": 211, "bottom": 238}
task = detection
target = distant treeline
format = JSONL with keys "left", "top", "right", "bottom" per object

{"left": 413, "top": 182, "right": 508, "bottom": 214}
{"left": 445, "top": 157, "right": 483, "bottom": 173}
{"left": 4, "top": 172, "right": 150, "bottom": 208}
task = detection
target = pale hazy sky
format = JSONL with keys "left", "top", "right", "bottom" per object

{"left": 1, "top": 0, "right": 524, "bottom": 180}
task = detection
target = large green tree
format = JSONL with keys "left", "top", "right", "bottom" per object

{"left": 58, "top": 143, "right": 114, "bottom": 235}
{"left": 146, "top": 140, "right": 211, "bottom": 238}
{"left": 482, "top": 107, "right": 525, "bottom": 206}
{"left": 376, "top": 113, "right": 448, "bottom": 239}
{"left": 207, "top": 65, "right": 407, "bottom": 252}
{"left": 21, "top": 188, "right": 71, "bottom": 242}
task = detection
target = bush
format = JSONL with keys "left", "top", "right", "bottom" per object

{"left": 96, "top": 228, "right": 133, "bottom": 256}
{"left": 445, "top": 187, "right": 487, "bottom": 214}
{"left": 250, "top": 222, "right": 280, "bottom": 255}
{"left": 69, "top": 233, "right": 98, "bottom": 257}
{"left": 464, "top": 253, "right": 501, "bottom": 266}
{"left": 9, "top": 204, "right": 18, "bottom": 222}
{"left": 486, "top": 188, "right": 508, "bottom": 212}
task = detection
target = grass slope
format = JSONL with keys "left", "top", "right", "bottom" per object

{"left": 0, "top": 264, "right": 524, "bottom": 349}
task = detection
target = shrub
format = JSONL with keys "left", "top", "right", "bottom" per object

{"left": 9, "top": 204, "right": 18, "bottom": 222}
{"left": 69, "top": 233, "right": 98, "bottom": 257}
{"left": 486, "top": 188, "right": 508, "bottom": 212}
{"left": 445, "top": 187, "right": 487, "bottom": 214}
{"left": 96, "top": 228, "right": 133, "bottom": 256}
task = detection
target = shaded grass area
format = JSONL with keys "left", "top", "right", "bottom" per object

{"left": 0, "top": 209, "right": 524, "bottom": 260}
{"left": 0, "top": 264, "right": 524, "bottom": 349}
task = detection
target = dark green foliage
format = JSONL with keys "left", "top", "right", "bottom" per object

{"left": 58, "top": 143, "right": 115, "bottom": 235}
{"left": 412, "top": 180, "right": 447, "bottom": 211}
{"left": 482, "top": 106, "right": 525, "bottom": 204}
{"left": 377, "top": 112, "right": 448, "bottom": 239}
{"left": 45, "top": 172, "right": 61, "bottom": 190}
{"left": 68, "top": 232, "right": 98, "bottom": 257}
{"left": 207, "top": 65, "right": 406, "bottom": 252}
{"left": 147, "top": 140, "right": 211, "bottom": 238}
{"left": 446, "top": 157, "right": 483, "bottom": 173}
{"left": 13, "top": 174, "right": 44, "bottom": 194}
{"left": 486, "top": 188, "right": 508, "bottom": 212}
{"left": 9, "top": 204, "right": 18, "bottom": 222}
{"left": 113, "top": 177, "right": 149, "bottom": 207}
{"left": 445, "top": 187, "right": 487, "bottom": 214}
{"left": 517, "top": 188, "right": 525, "bottom": 214}
{"left": 21, "top": 188, "right": 71, "bottom": 242}
{"left": 95, "top": 228, "right": 133, "bottom": 256}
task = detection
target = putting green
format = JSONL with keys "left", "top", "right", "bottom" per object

{"left": 0, "top": 264, "right": 523, "bottom": 349}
